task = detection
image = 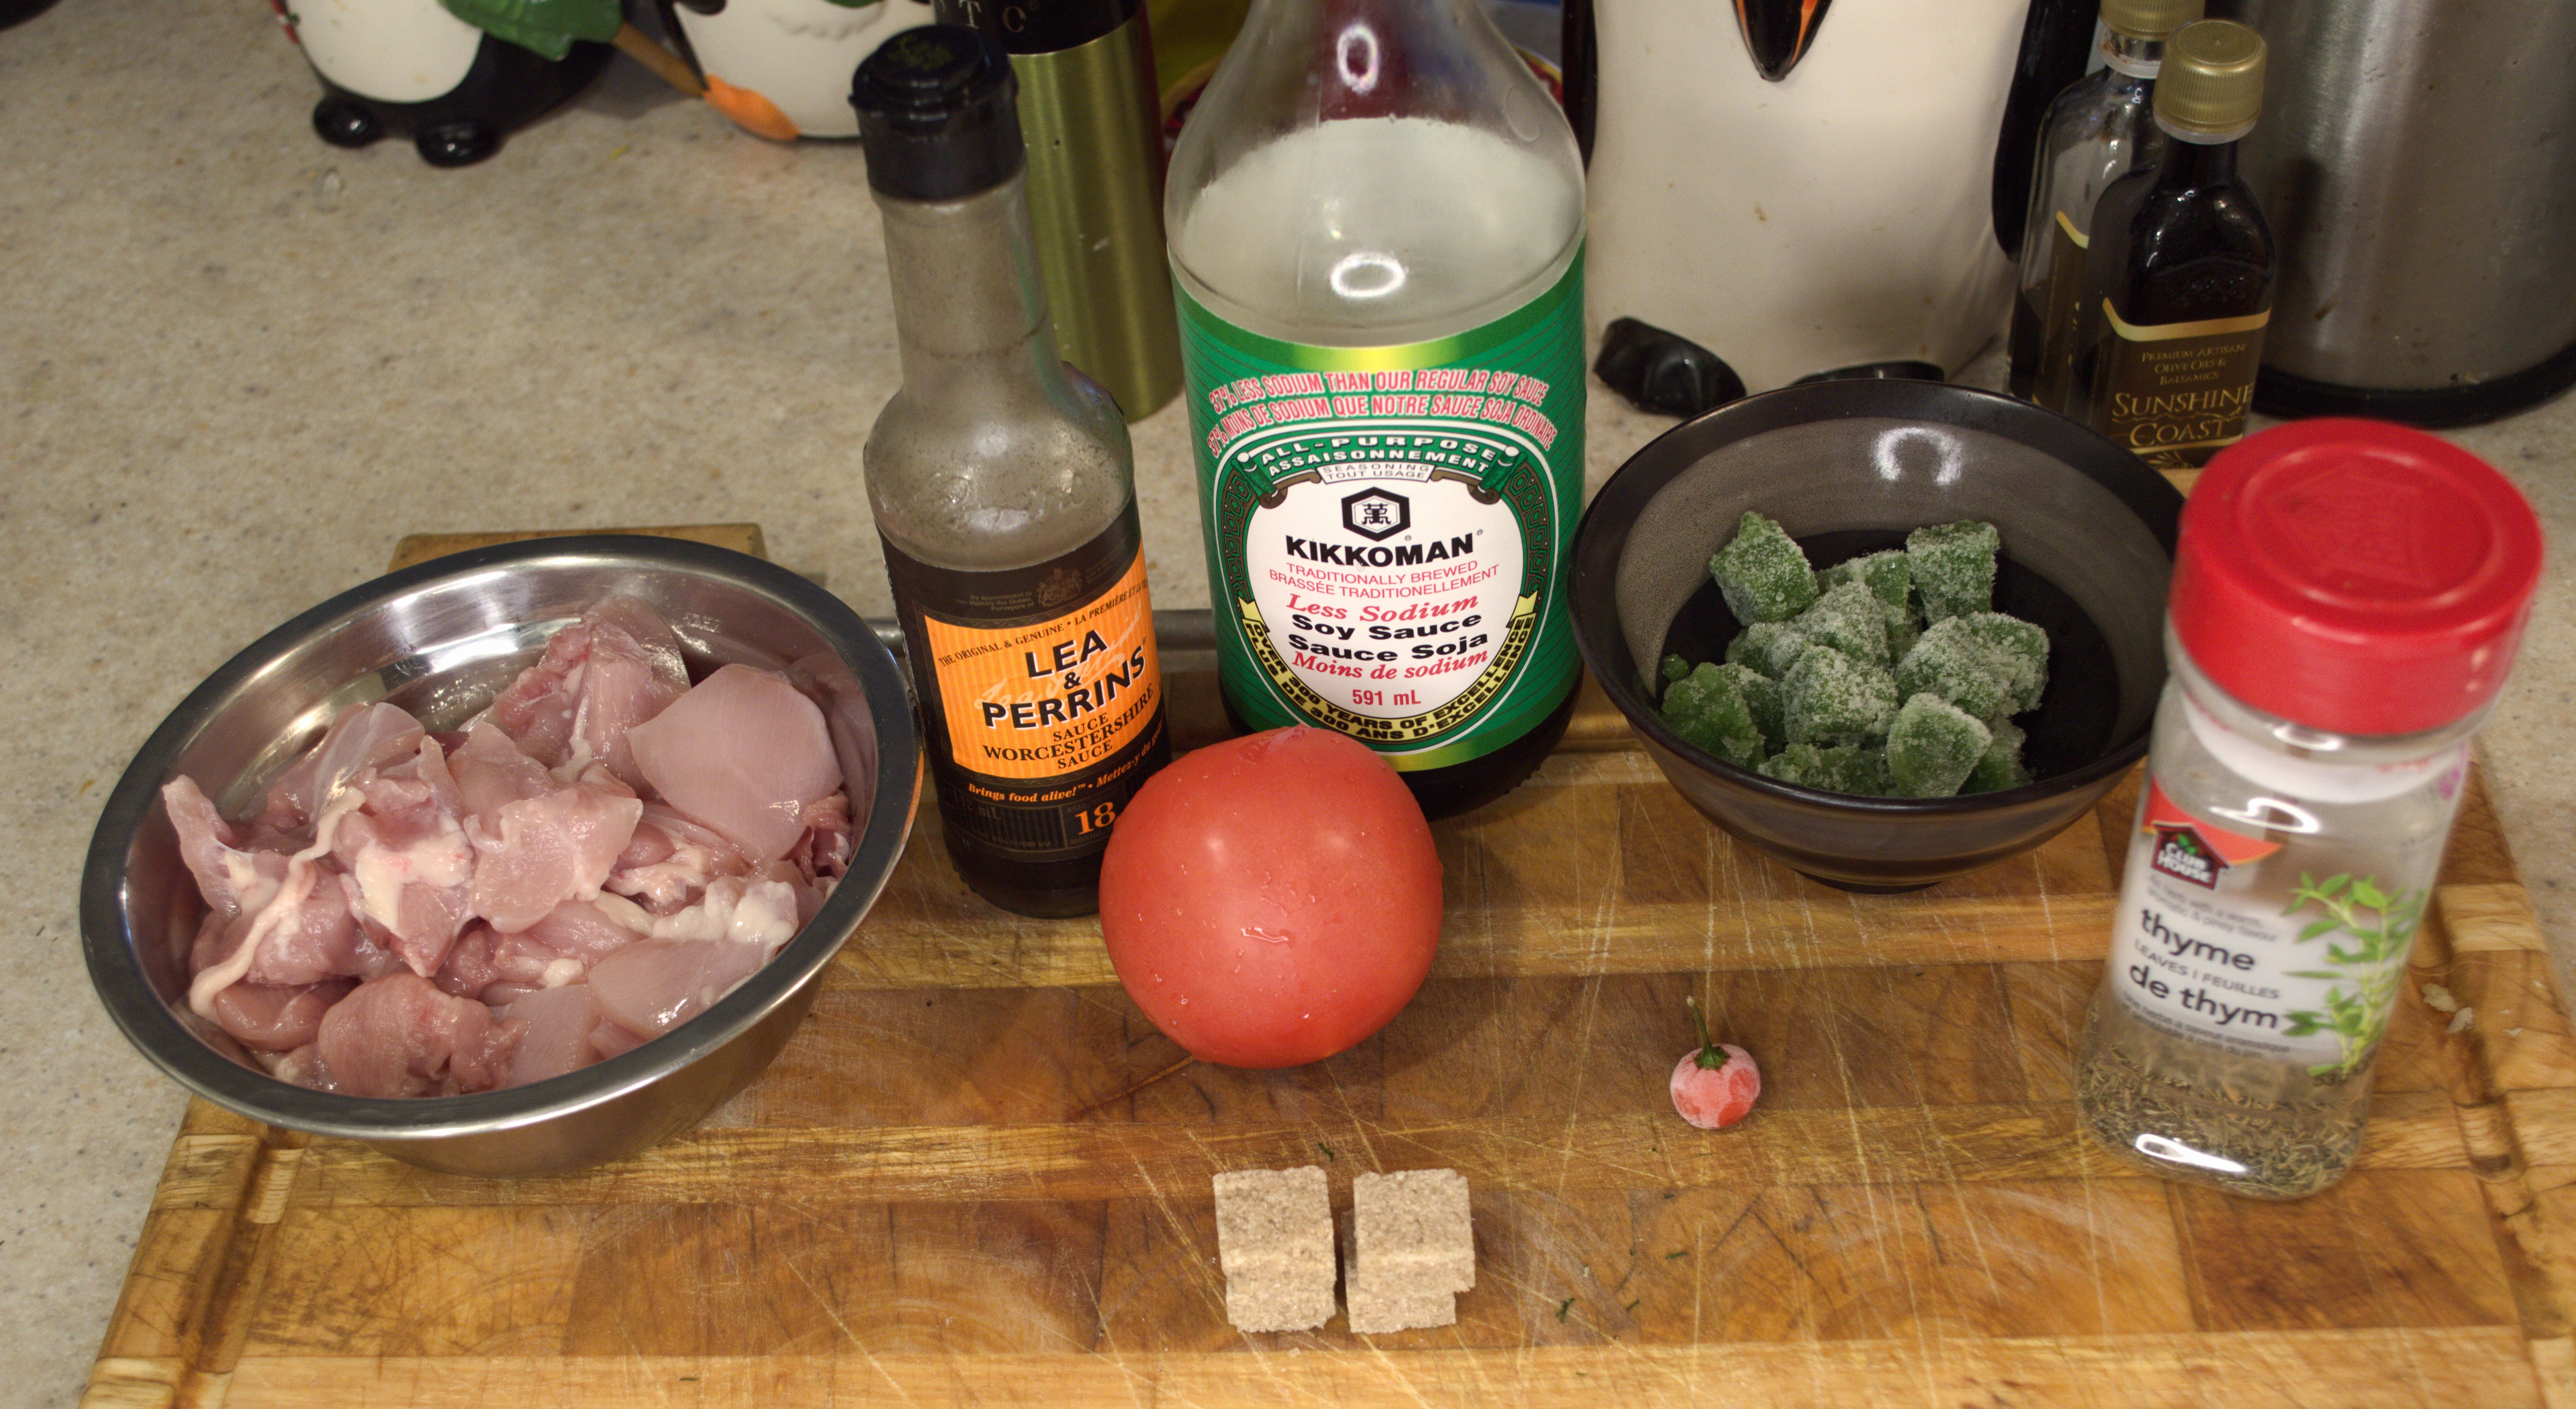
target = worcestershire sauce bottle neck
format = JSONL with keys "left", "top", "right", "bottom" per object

{"left": 856, "top": 27, "right": 1074, "bottom": 405}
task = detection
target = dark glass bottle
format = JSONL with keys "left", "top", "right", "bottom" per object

{"left": 1990, "top": 0, "right": 2109, "bottom": 264}
{"left": 2071, "top": 20, "right": 2274, "bottom": 470}
{"left": 853, "top": 28, "right": 1171, "bottom": 916}
{"left": 2006, "top": 0, "right": 2201, "bottom": 409}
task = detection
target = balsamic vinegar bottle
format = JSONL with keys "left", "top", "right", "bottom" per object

{"left": 2070, "top": 20, "right": 2275, "bottom": 469}
{"left": 853, "top": 27, "right": 1170, "bottom": 917}
{"left": 2007, "top": 0, "right": 2200, "bottom": 410}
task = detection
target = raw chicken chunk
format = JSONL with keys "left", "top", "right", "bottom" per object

{"left": 329, "top": 738, "right": 476, "bottom": 976}
{"left": 209, "top": 979, "right": 356, "bottom": 1053}
{"left": 628, "top": 664, "right": 843, "bottom": 861}
{"left": 313, "top": 972, "right": 522, "bottom": 1098}
{"left": 590, "top": 936, "right": 774, "bottom": 1039}
{"left": 502, "top": 983, "right": 616, "bottom": 1087}
{"left": 483, "top": 594, "right": 690, "bottom": 788}
{"left": 163, "top": 596, "right": 863, "bottom": 1097}
{"left": 254, "top": 703, "right": 426, "bottom": 836}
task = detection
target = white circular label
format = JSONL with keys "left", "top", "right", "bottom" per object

{"left": 1243, "top": 462, "right": 1525, "bottom": 721}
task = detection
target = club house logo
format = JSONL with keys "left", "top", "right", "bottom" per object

{"left": 2149, "top": 823, "right": 2228, "bottom": 888}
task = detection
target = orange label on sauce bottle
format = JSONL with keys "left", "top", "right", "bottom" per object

{"left": 916, "top": 552, "right": 1161, "bottom": 782}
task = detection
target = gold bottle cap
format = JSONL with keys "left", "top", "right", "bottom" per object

{"left": 2100, "top": 0, "right": 2203, "bottom": 42}
{"left": 2157, "top": 20, "right": 2266, "bottom": 137}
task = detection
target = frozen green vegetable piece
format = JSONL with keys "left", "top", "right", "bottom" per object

{"left": 1788, "top": 579, "right": 1891, "bottom": 666}
{"left": 1823, "top": 548, "right": 1921, "bottom": 654}
{"left": 1661, "top": 653, "right": 1692, "bottom": 685}
{"left": 1888, "top": 617, "right": 1922, "bottom": 664}
{"left": 1757, "top": 743, "right": 1888, "bottom": 796}
{"left": 1886, "top": 692, "right": 1995, "bottom": 798}
{"left": 1660, "top": 664, "right": 1767, "bottom": 767}
{"left": 1808, "top": 744, "right": 1892, "bottom": 796}
{"left": 1967, "top": 718, "right": 2032, "bottom": 793}
{"left": 1894, "top": 618, "right": 2013, "bottom": 721}
{"left": 1708, "top": 512, "right": 1817, "bottom": 624}
{"left": 1817, "top": 549, "right": 1912, "bottom": 614}
{"left": 1905, "top": 521, "right": 1999, "bottom": 623}
{"left": 1725, "top": 620, "right": 1810, "bottom": 678}
{"left": 1783, "top": 647, "right": 1898, "bottom": 746}
{"left": 1953, "top": 611, "right": 2050, "bottom": 714}
{"left": 1718, "top": 662, "right": 1785, "bottom": 746}
{"left": 1756, "top": 745, "right": 1815, "bottom": 787}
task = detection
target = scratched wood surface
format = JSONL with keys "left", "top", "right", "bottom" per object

{"left": 84, "top": 532, "right": 2576, "bottom": 1408}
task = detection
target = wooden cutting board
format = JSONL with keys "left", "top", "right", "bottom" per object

{"left": 85, "top": 533, "right": 2576, "bottom": 1408}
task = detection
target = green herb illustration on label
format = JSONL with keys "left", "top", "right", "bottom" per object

{"left": 2281, "top": 872, "right": 2427, "bottom": 1079}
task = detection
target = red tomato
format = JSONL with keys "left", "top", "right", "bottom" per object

{"left": 1097, "top": 726, "right": 1443, "bottom": 1068}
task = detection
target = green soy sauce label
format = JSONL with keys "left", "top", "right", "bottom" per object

{"left": 1175, "top": 252, "right": 1585, "bottom": 770}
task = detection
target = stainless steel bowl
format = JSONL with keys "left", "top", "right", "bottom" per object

{"left": 80, "top": 536, "right": 920, "bottom": 1177}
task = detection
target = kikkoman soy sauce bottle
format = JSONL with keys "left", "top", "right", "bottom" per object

{"left": 1165, "top": 0, "right": 1588, "bottom": 818}
{"left": 853, "top": 27, "right": 1170, "bottom": 916}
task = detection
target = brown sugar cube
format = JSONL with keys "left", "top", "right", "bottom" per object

{"left": 1341, "top": 1208, "right": 1460, "bottom": 1335}
{"left": 1352, "top": 1168, "right": 1475, "bottom": 1295}
{"left": 1347, "top": 1283, "right": 1459, "bottom": 1335}
{"left": 1212, "top": 1166, "right": 1335, "bottom": 1333}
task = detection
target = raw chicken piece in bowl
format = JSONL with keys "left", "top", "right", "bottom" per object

{"left": 81, "top": 536, "right": 920, "bottom": 1177}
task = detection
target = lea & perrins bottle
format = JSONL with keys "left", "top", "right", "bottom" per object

{"left": 1164, "top": 0, "right": 1589, "bottom": 819}
{"left": 852, "top": 27, "right": 1169, "bottom": 917}
{"left": 2071, "top": 18, "right": 2274, "bottom": 468}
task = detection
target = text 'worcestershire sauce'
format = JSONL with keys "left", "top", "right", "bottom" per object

{"left": 854, "top": 27, "right": 1168, "bottom": 917}
{"left": 1165, "top": 0, "right": 1589, "bottom": 818}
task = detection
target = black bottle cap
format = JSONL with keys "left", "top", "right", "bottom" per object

{"left": 851, "top": 25, "right": 1025, "bottom": 201}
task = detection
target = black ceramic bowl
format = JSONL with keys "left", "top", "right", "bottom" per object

{"left": 1570, "top": 382, "right": 2185, "bottom": 891}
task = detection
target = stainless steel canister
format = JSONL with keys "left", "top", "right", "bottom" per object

{"left": 938, "top": 0, "right": 1183, "bottom": 421}
{"left": 2219, "top": 0, "right": 2576, "bottom": 425}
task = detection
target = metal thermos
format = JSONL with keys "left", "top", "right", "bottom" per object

{"left": 936, "top": 0, "right": 1183, "bottom": 420}
{"left": 2220, "top": 0, "right": 2576, "bottom": 426}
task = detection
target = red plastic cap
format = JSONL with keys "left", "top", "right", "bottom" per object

{"left": 2170, "top": 419, "right": 2544, "bottom": 737}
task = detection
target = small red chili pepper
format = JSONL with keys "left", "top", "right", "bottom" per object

{"left": 1670, "top": 995, "right": 1761, "bottom": 1130}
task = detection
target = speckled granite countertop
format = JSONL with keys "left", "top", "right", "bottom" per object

{"left": 3, "top": 2, "right": 2568, "bottom": 1404}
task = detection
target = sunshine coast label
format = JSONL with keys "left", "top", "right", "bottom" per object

{"left": 2108, "top": 779, "right": 2423, "bottom": 1075}
{"left": 1174, "top": 251, "right": 1585, "bottom": 771}
{"left": 882, "top": 505, "right": 1168, "bottom": 861}
{"left": 2091, "top": 301, "right": 2269, "bottom": 469}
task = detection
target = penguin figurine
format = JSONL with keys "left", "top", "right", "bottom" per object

{"left": 656, "top": 0, "right": 935, "bottom": 140}
{"left": 272, "top": 0, "right": 615, "bottom": 166}
{"left": 1582, "top": 0, "right": 2031, "bottom": 397}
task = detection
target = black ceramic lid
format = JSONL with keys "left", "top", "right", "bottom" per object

{"left": 851, "top": 25, "right": 1025, "bottom": 202}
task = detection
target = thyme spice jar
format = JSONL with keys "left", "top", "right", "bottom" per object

{"left": 2076, "top": 419, "right": 2544, "bottom": 1199}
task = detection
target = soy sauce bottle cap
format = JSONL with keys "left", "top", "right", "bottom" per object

{"left": 851, "top": 25, "right": 1025, "bottom": 202}
{"left": 2100, "top": 0, "right": 2202, "bottom": 42}
{"left": 2155, "top": 20, "right": 2266, "bottom": 137}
